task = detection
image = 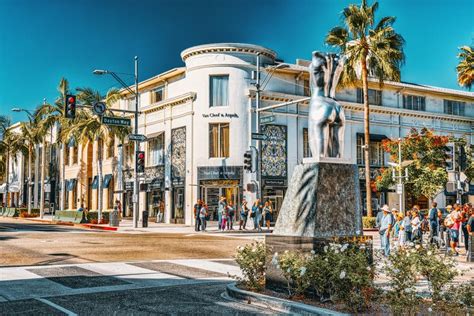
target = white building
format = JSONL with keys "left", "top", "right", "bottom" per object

{"left": 105, "top": 43, "right": 474, "bottom": 225}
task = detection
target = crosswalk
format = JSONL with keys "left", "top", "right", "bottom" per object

{"left": 0, "top": 258, "right": 242, "bottom": 302}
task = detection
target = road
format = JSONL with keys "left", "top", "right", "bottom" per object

{"left": 0, "top": 218, "right": 272, "bottom": 315}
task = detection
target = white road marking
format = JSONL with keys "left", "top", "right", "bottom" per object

{"left": 36, "top": 298, "right": 78, "bottom": 316}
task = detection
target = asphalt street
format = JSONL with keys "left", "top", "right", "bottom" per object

{"left": 0, "top": 218, "right": 270, "bottom": 315}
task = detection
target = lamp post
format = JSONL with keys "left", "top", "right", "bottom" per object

{"left": 93, "top": 57, "right": 139, "bottom": 228}
{"left": 12, "top": 107, "right": 35, "bottom": 214}
{"left": 388, "top": 138, "right": 413, "bottom": 215}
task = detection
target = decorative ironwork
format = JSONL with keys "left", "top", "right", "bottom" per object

{"left": 171, "top": 127, "right": 186, "bottom": 184}
{"left": 261, "top": 124, "right": 287, "bottom": 178}
{"left": 145, "top": 165, "right": 164, "bottom": 180}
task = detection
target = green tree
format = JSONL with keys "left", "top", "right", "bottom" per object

{"left": 19, "top": 121, "right": 41, "bottom": 214}
{"left": 325, "top": 0, "right": 405, "bottom": 216}
{"left": 457, "top": 45, "right": 474, "bottom": 90}
{"left": 375, "top": 128, "right": 449, "bottom": 202}
{"left": 63, "top": 87, "right": 129, "bottom": 222}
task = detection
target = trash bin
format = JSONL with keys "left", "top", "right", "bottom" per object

{"left": 142, "top": 210, "right": 149, "bottom": 228}
{"left": 109, "top": 209, "right": 119, "bottom": 227}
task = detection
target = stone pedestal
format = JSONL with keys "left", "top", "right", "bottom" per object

{"left": 273, "top": 162, "right": 363, "bottom": 237}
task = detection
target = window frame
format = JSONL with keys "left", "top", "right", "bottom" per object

{"left": 356, "top": 135, "right": 385, "bottom": 167}
{"left": 209, "top": 75, "right": 229, "bottom": 107}
{"left": 403, "top": 94, "right": 426, "bottom": 111}
{"left": 356, "top": 88, "right": 382, "bottom": 105}
{"left": 443, "top": 99, "right": 465, "bottom": 116}
{"left": 147, "top": 133, "right": 165, "bottom": 167}
{"left": 209, "top": 123, "right": 230, "bottom": 158}
{"left": 151, "top": 85, "right": 165, "bottom": 104}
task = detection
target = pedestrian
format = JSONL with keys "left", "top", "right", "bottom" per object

{"left": 397, "top": 214, "right": 407, "bottom": 248}
{"left": 239, "top": 200, "right": 249, "bottom": 230}
{"left": 379, "top": 205, "right": 394, "bottom": 256}
{"left": 227, "top": 201, "right": 235, "bottom": 230}
{"left": 194, "top": 199, "right": 202, "bottom": 231}
{"left": 402, "top": 210, "right": 413, "bottom": 243}
{"left": 467, "top": 209, "right": 474, "bottom": 255}
{"left": 221, "top": 202, "right": 228, "bottom": 230}
{"left": 411, "top": 209, "right": 422, "bottom": 243}
{"left": 217, "top": 196, "right": 227, "bottom": 231}
{"left": 461, "top": 203, "right": 470, "bottom": 253}
{"left": 445, "top": 204, "right": 461, "bottom": 256}
{"left": 115, "top": 199, "right": 122, "bottom": 220}
{"left": 199, "top": 203, "right": 208, "bottom": 231}
{"left": 375, "top": 207, "right": 383, "bottom": 229}
{"left": 252, "top": 199, "right": 262, "bottom": 232}
{"left": 392, "top": 210, "right": 401, "bottom": 243}
{"left": 428, "top": 202, "right": 439, "bottom": 245}
{"left": 157, "top": 200, "right": 164, "bottom": 223}
{"left": 263, "top": 201, "right": 272, "bottom": 230}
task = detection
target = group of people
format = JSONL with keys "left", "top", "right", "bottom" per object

{"left": 377, "top": 202, "right": 474, "bottom": 257}
{"left": 193, "top": 197, "right": 274, "bottom": 232}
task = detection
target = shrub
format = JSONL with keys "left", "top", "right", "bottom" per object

{"left": 275, "top": 250, "right": 311, "bottom": 297}
{"left": 442, "top": 283, "right": 474, "bottom": 310}
{"left": 232, "top": 241, "right": 266, "bottom": 291}
{"left": 362, "top": 216, "right": 376, "bottom": 229}
{"left": 19, "top": 211, "right": 39, "bottom": 218}
{"left": 87, "top": 211, "right": 110, "bottom": 224}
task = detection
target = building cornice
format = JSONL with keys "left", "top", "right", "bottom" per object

{"left": 127, "top": 92, "right": 196, "bottom": 117}
{"left": 250, "top": 90, "right": 474, "bottom": 124}
{"left": 181, "top": 43, "right": 276, "bottom": 62}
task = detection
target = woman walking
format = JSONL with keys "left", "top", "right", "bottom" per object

{"left": 227, "top": 201, "right": 235, "bottom": 230}
{"left": 263, "top": 201, "right": 272, "bottom": 230}
{"left": 221, "top": 203, "right": 228, "bottom": 231}
{"left": 239, "top": 200, "right": 249, "bottom": 230}
{"left": 252, "top": 199, "right": 262, "bottom": 232}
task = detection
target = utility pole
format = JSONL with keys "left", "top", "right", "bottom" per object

{"left": 255, "top": 53, "right": 261, "bottom": 200}
{"left": 133, "top": 56, "right": 139, "bottom": 229}
{"left": 390, "top": 138, "right": 411, "bottom": 215}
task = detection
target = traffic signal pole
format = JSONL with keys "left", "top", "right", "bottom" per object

{"left": 133, "top": 56, "right": 139, "bottom": 229}
{"left": 255, "top": 53, "right": 261, "bottom": 200}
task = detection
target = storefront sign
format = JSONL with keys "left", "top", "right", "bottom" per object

{"left": 202, "top": 113, "right": 239, "bottom": 119}
{"left": 197, "top": 166, "right": 242, "bottom": 180}
{"left": 262, "top": 179, "right": 287, "bottom": 187}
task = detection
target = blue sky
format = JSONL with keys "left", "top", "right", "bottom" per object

{"left": 1, "top": 0, "right": 473, "bottom": 123}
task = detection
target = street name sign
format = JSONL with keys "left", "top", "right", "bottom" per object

{"left": 252, "top": 132, "right": 267, "bottom": 141}
{"left": 129, "top": 134, "right": 147, "bottom": 142}
{"left": 102, "top": 116, "right": 131, "bottom": 127}
{"left": 260, "top": 115, "right": 275, "bottom": 124}
{"left": 396, "top": 183, "right": 403, "bottom": 195}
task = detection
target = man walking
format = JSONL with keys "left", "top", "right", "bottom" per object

{"left": 194, "top": 199, "right": 202, "bottom": 231}
{"left": 379, "top": 205, "right": 394, "bottom": 256}
{"left": 199, "top": 203, "right": 208, "bottom": 231}
{"left": 428, "top": 202, "right": 439, "bottom": 245}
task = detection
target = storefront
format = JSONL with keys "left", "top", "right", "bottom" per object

{"left": 262, "top": 178, "right": 287, "bottom": 223}
{"left": 171, "top": 126, "right": 186, "bottom": 224}
{"left": 197, "top": 166, "right": 243, "bottom": 221}
{"left": 144, "top": 179, "right": 164, "bottom": 219}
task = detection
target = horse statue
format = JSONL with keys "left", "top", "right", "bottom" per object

{"left": 308, "top": 51, "right": 345, "bottom": 158}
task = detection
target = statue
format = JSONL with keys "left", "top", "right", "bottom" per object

{"left": 308, "top": 51, "right": 345, "bottom": 158}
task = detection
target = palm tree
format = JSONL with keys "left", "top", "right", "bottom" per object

{"left": 19, "top": 121, "right": 41, "bottom": 214}
{"left": 63, "top": 87, "right": 129, "bottom": 222}
{"left": 325, "top": 0, "right": 405, "bottom": 217}
{"left": 457, "top": 45, "right": 474, "bottom": 90}
{"left": 34, "top": 78, "right": 74, "bottom": 215}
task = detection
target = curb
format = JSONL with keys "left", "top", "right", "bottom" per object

{"left": 18, "top": 217, "right": 118, "bottom": 231}
{"left": 225, "top": 283, "right": 347, "bottom": 316}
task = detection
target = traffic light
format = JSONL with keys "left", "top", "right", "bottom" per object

{"left": 244, "top": 150, "right": 252, "bottom": 172}
{"left": 136, "top": 151, "right": 145, "bottom": 173}
{"left": 458, "top": 145, "right": 467, "bottom": 171}
{"left": 243, "top": 147, "right": 258, "bottom": 172}
{"left": 64, "top": 95, "right": 76, "bottom": 119}
{"left": 445, "top": 145, "right": 454, "bottom": 171}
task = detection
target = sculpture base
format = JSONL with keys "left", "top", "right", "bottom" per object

{"left": 273, "top": 162, "right": 363, "bottom": 237}
{"left": 265, "top": 235, "right": 373, "bottom": 293}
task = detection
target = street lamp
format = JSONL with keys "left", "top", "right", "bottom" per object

{"left": 93, "top": 57, "right": 140, "bottom": 228}
{"left": 388, "top": 138, "right": 414, "bottom": 215}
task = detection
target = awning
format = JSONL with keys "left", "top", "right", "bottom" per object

{"left": 103, "top": 174, "right": 113, "bottom": 189}
{"left": 91, "top": 176, "right": 98, "bottom": 189}
{"left": 67, "top": 179, "right": 77, "bottom": 192}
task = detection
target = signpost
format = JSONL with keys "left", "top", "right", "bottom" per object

{"left": 260, "top": 115, "right": 275, "bottom": 125}
{"left": 92, "top": 102, "right": 106, "bottom": 116}
{"left": 129, "top": 134, "right": 147, "bottom": 142}
{"left": 102, "top": 116, "right": 131, "bottom": 127}
{"left": 251, "top": 132, "right": 267, "bottom": 141}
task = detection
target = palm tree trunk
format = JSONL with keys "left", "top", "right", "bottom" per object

{"left": 28, "top": 145, "right": 32, "bottom": 214}
{"left": 97, "top": 141, "right": 103, "bottom": 223}
{"left": 60, "top": 143, "right": 66, "bottom": 211}
{"left": 361, "top": 57, "right": 373, "bottom": 217}
{"left": 39, "top": 140, "right": 46, "bottom": 218}
{"left": 4, "top": 150, "right": 9, "bottom": 207}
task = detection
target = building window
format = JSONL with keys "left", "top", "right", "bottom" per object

{"left": 444, "top": 100, "right": 465, "bottom": 116}
{"left": 106, "top": 138, "right": 115, "bottom": 159}
{"left": 64, "top": 146, "right": 70, "bottom": 165}
{"left": 72, "top": 146, "right": 78, "bottom": 164}
{"left": 127, "top": 97, "right": 135, "bottom": 111}
{"left": 147, "top": 134, "right": 164, "bottom": 166}
{"left": 303, "top": 128, "right": 311, "bottom": 158}
{"left": 151, "top": 85, "right": 164, "bottom": 104}
{"left": 303, "top": 79, "right": 310, "bottom": 97}
{"left": 126, "top": 142, "right": 134, "bottom": 166}
{"left": 210, "top": 75, "right": 229, "bottom": 107}
{"left": 403, "top": 94, "right": 426, "bottom": 111}
{"left": 356, "top": 136, "right": 385, "bottom": 166}
{"left": 209, "top": 123, "right": 229, "bottom": 158}
{"left": 357, "top": 88, "right": 382, "bottom": 105}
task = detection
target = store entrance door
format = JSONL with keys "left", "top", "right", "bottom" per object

{"left": 200, "top": 180, "right": 240, "bottom": 221}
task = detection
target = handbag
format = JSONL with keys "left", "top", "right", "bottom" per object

{"left": 444, "top": 215, "right": 454, "bottom": 228}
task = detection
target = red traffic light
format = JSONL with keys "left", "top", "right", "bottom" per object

{"left": 138, "top": 152, "right": 145, "bottom": 160}
{"left": 68, "top": 96, "right": 75, "bottom": 103}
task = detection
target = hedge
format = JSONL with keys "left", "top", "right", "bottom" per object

{"left": 87, "top": 210, "right": 113, "bottom": 223}
{"left": 362, "top": 216, "right": 377, "bottom": 229}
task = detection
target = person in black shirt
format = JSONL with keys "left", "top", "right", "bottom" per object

{"left": 194, "top": 199, "right": 202, "bottom": 231}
